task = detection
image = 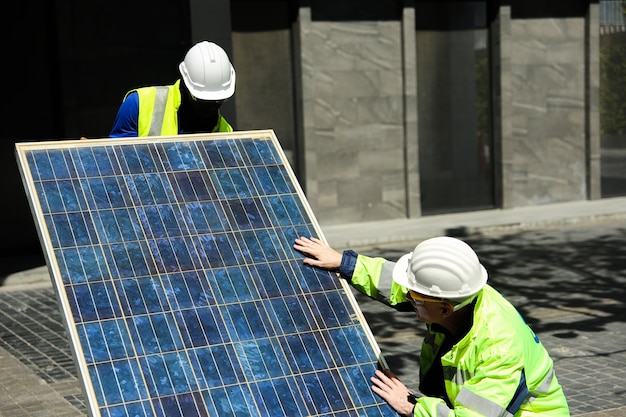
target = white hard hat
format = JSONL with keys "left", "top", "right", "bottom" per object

{"left": 178, "top": 41, "right": 236, "bottom": 101}
{"left": 393, "top": 237, "right": 487, "bottom": 302}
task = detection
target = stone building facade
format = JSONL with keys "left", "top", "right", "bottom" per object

{"left": 298, "top": 8, "right": 414, "bottom": 223}
{"left": 290, "top": 2, "right": 602, "bottom": 225}
{"left": 4, "top": 0, "right": 619, "bottom": 260}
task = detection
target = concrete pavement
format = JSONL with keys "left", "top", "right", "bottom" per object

{"left": 1, "top": 196, "right": 626, "bottom": 416}
{"left": 322, "top": 196, "right": 626, "bottom": 250}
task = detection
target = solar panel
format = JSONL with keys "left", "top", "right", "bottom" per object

{"left": 15, "top": 130, "right": 396, "bottom": 417}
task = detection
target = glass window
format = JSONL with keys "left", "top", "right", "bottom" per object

{"left": 600, "top": 0, "right": 626, "bottom": 197}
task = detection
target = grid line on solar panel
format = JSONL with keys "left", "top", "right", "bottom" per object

{"left": 16, "top": 132, "right": 395, "bottom": 417}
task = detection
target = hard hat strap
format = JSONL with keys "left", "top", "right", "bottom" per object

{"left": 451, "top": 293, "right": 479, "bottom": 312}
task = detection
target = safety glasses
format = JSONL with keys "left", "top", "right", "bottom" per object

{"left": 406, "top": 289, "right": 445, "bottom": 305}
{"left": 406, "top": 290, "right": 476, "bottom": 312}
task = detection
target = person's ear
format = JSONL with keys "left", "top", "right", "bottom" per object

{"left": 440, "top": 302, "right": 453, "bottom": 317}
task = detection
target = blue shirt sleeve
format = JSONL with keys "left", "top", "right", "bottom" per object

{"left": 338, "top": 250, "right": 359, "bottom": 279}
{"left": 109, "top": 92, "right": 139, "bottom": 137}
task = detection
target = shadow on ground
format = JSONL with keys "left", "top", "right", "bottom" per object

{"left": 467, "top": 226, "right": 626, "bottom": 337}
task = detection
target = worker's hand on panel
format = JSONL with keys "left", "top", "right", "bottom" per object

{"left": 370, "top": 369, "right": 416, "bottom": 416}
{"left": 294, "top": 236, "right": 342, "bottom": 270}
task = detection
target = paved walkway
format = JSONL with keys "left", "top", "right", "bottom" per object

{"left": 322, "top": 196, "right": 626, "bottom": 250}
{"left": 1, "top": 197, "right": 626, "bottom": 416}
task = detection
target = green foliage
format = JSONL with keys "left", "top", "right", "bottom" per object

{"left": 600, "top": 35, "right": 626, "bottom": 135}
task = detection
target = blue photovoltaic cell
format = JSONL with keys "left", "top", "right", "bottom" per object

{"left": 16, "top": 131, "right": 396, "bottom": 417}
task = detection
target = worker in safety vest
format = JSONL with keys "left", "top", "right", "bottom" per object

{"left": 293, "top": 236, "right": 569, "bottom": 416}
{"left": 109, "top": 41, "right": 235, "bottom": 138}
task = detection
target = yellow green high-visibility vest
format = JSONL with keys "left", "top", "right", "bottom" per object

{"left": 128, "top": 79, "right": 233, "bottom": 137}
{"left": 349, "top": 255, "right": 570, "bottom": 416}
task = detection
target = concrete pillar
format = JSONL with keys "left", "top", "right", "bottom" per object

{"left": 491, "top": 6, "right": 513, "bottom": 208}
{"left": 402, "top": 3, "right": 421, "bottom": 218}
{"left": 586, "top": 2, "right": 601, "bottom": 200}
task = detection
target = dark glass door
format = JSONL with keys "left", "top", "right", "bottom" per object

{"left": 416, "top": 1, "right": 495, "bottom": 214}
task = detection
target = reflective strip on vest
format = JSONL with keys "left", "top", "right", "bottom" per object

{"left": 527, "top": 367, "right": 555, "bottom": 406}
{"left": 442, "top": 365, "right": 473, "bottom": 386}
{"left": 437, "top": 403, "right": 452, "bottom": 417}
{"left": 455, "top": 367, "right": 555, "bottom": 416}
{"left": 377, "top": 260, "right": 396, "bottom": 297}
{"left": 149, "top": 86, "right": 170, "bottom": 136}
{"left": 533, "top": 367, "right": 554, "bottom": 394}
{"left": 456, "top": 388, "right": 511, "bottom": 417}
